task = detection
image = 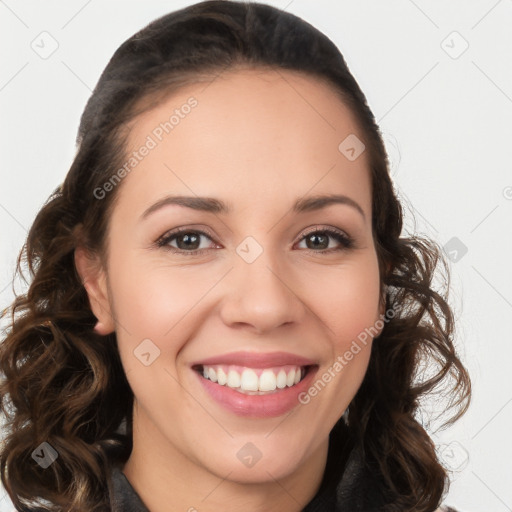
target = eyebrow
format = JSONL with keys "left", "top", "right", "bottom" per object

{"left": 141, "top": 193, "right": 366, "bottom": 220}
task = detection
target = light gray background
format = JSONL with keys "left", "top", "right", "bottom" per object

{"left": 1, "top": 1, "right": 511, "bottom": 511}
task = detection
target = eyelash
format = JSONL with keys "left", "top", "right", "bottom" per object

{"left": 155, "top": 225, "right": 355, "bottom": 256}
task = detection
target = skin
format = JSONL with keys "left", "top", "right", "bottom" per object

{"left": 76, "top": 67, "right": 385, "bottom": 512}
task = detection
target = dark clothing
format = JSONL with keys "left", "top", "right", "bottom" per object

{"left": 108, "top": 420, "right": 459, "bottom": 512}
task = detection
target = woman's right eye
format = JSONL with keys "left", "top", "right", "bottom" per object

{"left": 156, "top": 229, "right": 218, "bottom": 255}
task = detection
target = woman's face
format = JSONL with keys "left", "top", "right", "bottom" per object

{"left": 82, "top": 68, "right": 384, "bottom": 483}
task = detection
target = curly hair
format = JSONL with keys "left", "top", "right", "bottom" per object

{"left": 0, "top": 1, "right": 471, "bottom": 510}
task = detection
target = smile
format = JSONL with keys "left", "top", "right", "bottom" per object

{"left": 192, "top": 363, "right": 319, "bottom": 417}
{"left": 194, "top": 364, "right": 309, "bottom": 394}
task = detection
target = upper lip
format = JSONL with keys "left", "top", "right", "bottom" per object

{"left": 191, "top": 351, "right": 317, "bottom": 368}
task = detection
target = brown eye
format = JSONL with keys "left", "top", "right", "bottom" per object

{"left": 157, "top": 229, "right": 218, "bottom": 255}
{"left": 296, "top": 228, "right": 354, "bottom": 253}
{"left": 304, "top": 232, "right": 329, "bottom": 250}
{"left": 173, "top": 232, "right": 202, "bottom": 250}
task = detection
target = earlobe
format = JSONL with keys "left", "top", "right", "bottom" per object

{"left": 74, "top": 247, "right": 115, "bottom": 335}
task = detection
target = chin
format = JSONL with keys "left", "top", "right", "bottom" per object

{"left": 197, "top": 439, "right": 315, "bottom": 484}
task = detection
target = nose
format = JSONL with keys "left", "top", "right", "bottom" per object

{"left": 219, "top": 255, "right": 305, "bottom": 335}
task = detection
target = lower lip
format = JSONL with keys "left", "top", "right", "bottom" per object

{"left": 194, "top": 366, "right": 318, "bottom": 418}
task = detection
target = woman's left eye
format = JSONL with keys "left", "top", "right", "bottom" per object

{"left": 296, "top": 228, "right": 354, "bottom": 253}
{"left": 156, "top": 227, "right": 354, "bottom": 255}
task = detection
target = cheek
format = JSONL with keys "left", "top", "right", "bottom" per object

{"left": 295, "top": 258, "right": 379, "bottom": 426}
{"left": 304, "top": 257, "right": 382, "bottom": 350}
{"left": 106, "top": 252, "right": 238, "bottom": 389}
{"left": 109, "top": 255, "right": 216, "bottom": 332}
{"left": 106, "top": 258, "right": 204, "bottom": 412}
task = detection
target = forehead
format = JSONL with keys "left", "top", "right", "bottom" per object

{"left": 116, "top": 67, "right": 371, "bottom": 216}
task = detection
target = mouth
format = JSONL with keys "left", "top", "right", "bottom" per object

{"left": 192, "top": 363, "right": 316, "bottom": 395}
{"left": 190, "top": 351, "right": 320, "bottom": 417}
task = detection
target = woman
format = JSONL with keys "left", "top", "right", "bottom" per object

{"left": 0, "top": 1, "right": 470, "bottom": 511}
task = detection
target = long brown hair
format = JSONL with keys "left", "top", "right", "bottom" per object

{"left": 0, "top": 1, "right": 470, "bottom": 510}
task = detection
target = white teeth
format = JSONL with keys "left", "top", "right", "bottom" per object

{"left": 276, "top": 369, "right": 287, "bottom": 389}
{"left": 208, "top": 367, "right": 217, "bottom": 383}
{"left": 200, "top": 365, "right": 305, "bottom": 392}
{"left": 217, "top": 367, "right": 227, "bottom": 385}
{"left": 227, "top": 369, "right": 241, "bottom": 388}
{"left": 240, "top": 369, "right": 259, "bottom": 391}
{"left": 286, "top": 368, "right": 296, "bottom": 387}
{"left": 259, "top": 369, "right": 277, "bottom": 391}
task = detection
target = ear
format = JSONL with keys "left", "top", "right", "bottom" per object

{"left": 74, "top": 246, "right": 115, "bottom": 335}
